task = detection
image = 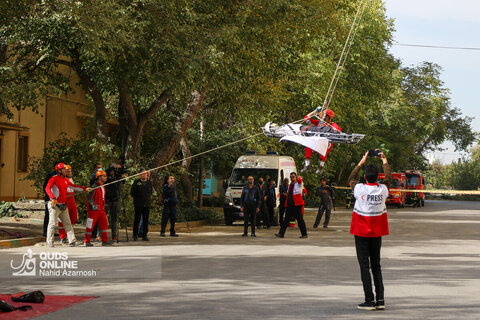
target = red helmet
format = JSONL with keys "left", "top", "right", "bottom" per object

{"left": 325, "top": 109, "right": 334, "bottom": 119}
{"left": 55, "top": 163, "right": 66, "bottom": 171}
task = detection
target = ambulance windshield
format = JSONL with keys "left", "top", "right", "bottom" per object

{"left": 229, "top": 169, "right": 278, "bottom": 187}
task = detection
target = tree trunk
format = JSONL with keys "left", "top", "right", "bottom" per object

{"left": 0, "top": 44, "right": 7, "bottom": 65}
{"left": 153, "top": 90, "right": 208, "bottom": 167}
{"left": 336, "top": 160, "right": 348, "bottom": 185}
{"left": 68, "top": 56, "right": 109, "bottom": 144}
{"left": 180, "top": 136, "right": 193, "bottom": 202}
{"left": 117, "top": 82, "right": 168, "bottom": 162}
{"left": 92, "top": 90, "right": 108, "bottom": 144}
{"left": 197, "top": 115, "right": 205, "bottom": 208}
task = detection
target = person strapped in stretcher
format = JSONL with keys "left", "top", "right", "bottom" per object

{"left": 301, "top": 108, "right": 341, "bottom": 174}
{"left": 263, "top": 105, "right": 364, "bottom": 175}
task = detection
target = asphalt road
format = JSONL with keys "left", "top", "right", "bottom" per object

{"left": 1, "top": 200, "right": 479, "bottom": 319}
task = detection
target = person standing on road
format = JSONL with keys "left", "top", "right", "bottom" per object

{"left": 275, "top": 172, "right": 308, "bottom": 239}
{"left": 266, "top": 178, "right": 276, "bottom": 228}
{"left": 257, "top": 177, "right": 270, "bottom": 228}
{"left": 131, "top": 169, "right": 154, "bottom": 241}
{"left": 161, "top": 175, "right": 179, "bottom": 237}
{"left": 58, "top": 165, "right": 84, "bottom": 243}
{"left": 313, "top": 178, "right": 335, "bottom": 229}
{"left": 42, "top": 162, "right": 60, "bottom": 237}
{"left": 84, "top": 170, "right": 111, "bottom": 246}
{"left": 348, "top": 150, "right": 391, "bottom": 311}
{"left": 278, "top": 178, "right": 289, "bottom": 226}
{"left": 90, "top": 163, "right": 103, "bottom": 241}
{"left": 105, "top": 163, "right": 125, "bottom": 241}
{"left": 45, "top": 163, "right": 86, "bottom": 247}
{"left": 240, "top": 176, "right": 262, "bottom": 237}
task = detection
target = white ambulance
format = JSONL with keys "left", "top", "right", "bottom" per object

{"left": 223, "top": 151, "right": 297, "bottom": 225}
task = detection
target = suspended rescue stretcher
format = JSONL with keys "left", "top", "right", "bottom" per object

{"left": 262, "top": 113, "right": 365, "bottom": 157}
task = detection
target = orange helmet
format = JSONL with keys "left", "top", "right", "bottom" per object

{"left": 65, "top": 165, "right": 72, "bottom": 170}
{"left": 95, "top": 170, "right": 107, "bottom": 178}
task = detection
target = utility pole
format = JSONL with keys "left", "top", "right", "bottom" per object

{"left": 457, "top": 142, "right": 461, "bottom": 189}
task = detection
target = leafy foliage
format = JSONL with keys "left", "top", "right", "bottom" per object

{"left": 2, "top": 0, "right": 477, "bottom": 201}
{"left": 0, "top": 201, "right": 26, "bottom": 218}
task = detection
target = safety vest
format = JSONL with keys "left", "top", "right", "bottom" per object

{"left": 284, "top": 178, "right": 305, "bottom": 207}
{"left": 350, "top": 183, "right": 389, "bottom": 237}
{"left": 289, "top": 186, "right": 307, "bottom": 227}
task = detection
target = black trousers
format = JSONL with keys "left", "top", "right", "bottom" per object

{"left": 314, "top": 204, "right": 331, "bottom": 227}
{"left": 257, "top": 202, "right": 269, "bottom": 227}
{"left": 243, "top": 207, "right": 256, "bottom": 235}
{"left": 267, "top": 204, "right": 275, "bottom": 226}
{"left": 133, "top": 206, "right": 150, "bottom": 238}
{"left": 107, "top": 200, "right": 120, "bottom": 239}
{"left": 279, "top": 203, "right": 286, "bottom": 226}
{"left": 355, "top": 235, "right": 384, "bottom": 302}
{"left": 43, "top": 203, "right": 49, "bottom": 236}
{"left": 161, "top": 205, "right": 177, "bottom": 235}
{"left": 278, "top": 205, "right": 307, "bottom": 236}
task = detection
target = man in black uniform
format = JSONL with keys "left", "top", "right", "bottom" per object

{"left": 257, "top": 177, "right": 269, "bottom": 228}
{"left": 162, "top": 175, "right": 179, "bottom": 237}
{"left": 130, "top": 169, "right": 153, "bottom": 241}
{"left": 313, "top": 178, "right": 335, "bottom": 228}
{"left": 265, "top": 178, "right": 276, "bottom": 228}
{"left": 278, "top": 178, "right": 289, "bottom": 226}
{"left": 240, "top": 176, "right": 261, "bottom": 237}
{"left": 105, "top": 163, "right": 125, "bottom": 241}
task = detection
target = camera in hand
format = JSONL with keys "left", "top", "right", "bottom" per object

{"left": 368, "top": 149, "right": 381, "bottom": 157}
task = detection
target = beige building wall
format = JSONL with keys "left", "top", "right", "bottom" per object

{"left": 0, "top": 69, "right": 89, "bottom": 201}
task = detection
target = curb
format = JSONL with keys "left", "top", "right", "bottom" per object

{"left": 146, "top": 220, "right": 209, "bottom": 232}
{"left": 0, "top": 236, "right": 46, "bottom": 249}
{"left": 0, "top": 220, "right": 210, "bottom": 249}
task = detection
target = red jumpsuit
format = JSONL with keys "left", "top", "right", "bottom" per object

{"left": 303, "top": 115, "right": 342, "bottom": 162}
{"left": 58, "top": 178, "right": 81, "bottom": 240}
{"left": 84, "top": 182, "right": 109, "bottom": 244}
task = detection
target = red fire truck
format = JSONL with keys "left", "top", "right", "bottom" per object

{"left": 378, "top": 172, "right": 406, "bottom": 207}
{"left": 403, "top": 170, "right": 425, "bottom": 207}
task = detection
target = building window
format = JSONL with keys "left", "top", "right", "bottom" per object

{"left": 17, "top": 135, "right": 28, "bottom": 172}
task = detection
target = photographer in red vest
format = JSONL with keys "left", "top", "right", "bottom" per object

{"left": 348, "top": 150, "right": 391, "bottom": 311}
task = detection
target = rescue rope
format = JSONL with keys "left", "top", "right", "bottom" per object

{"left": 85, "top": 114, "right": 313, "bottom": 192}
{"left": 86, "top": 131, "right": 264, "bottom": 191}
{"left": 334, "top": 186, "right": 480, "bottom": 195}
{"left": 322, "top": 0, "right": 369, "bottom": 108}
{"left": 326, "top": 0, "right": 369, "bottom": 107}
{"left": 304, "top": 0, "right": 370, "bottom": 133}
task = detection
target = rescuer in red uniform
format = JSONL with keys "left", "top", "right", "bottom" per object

{"left": 84, "top": 170, "right": 111, "bottom": 246}
{"left": 45, "top": 163, "right": 86, "bottom": 247}
{"left": 58, "top": 164, "right": 83, "bottom": 243}
{"left": 301, "top": 108, "right": 342, "bottom": 174}
{"left": 275, "top": 172, "right": 308, "bottom": 238}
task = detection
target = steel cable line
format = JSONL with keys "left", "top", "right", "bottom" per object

{"left": 327, "top": 0, "right": 369, "bottom": 107}
{"left": 322, "top": 0, "right": 370, "bottom": 108}
{"left": 393, "top": 43, "right": 480, "bottom": 51}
